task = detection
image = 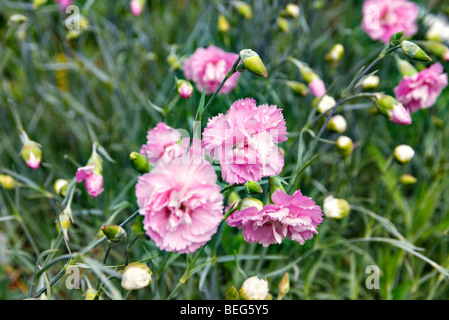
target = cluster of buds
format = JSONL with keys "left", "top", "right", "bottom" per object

{"left": 176, "top": 78, "right": 194, "bottom": 99}
{"left": 372, "top": 94, "right": 411, "bottom": 126}
{"left": 393, "top": 145, "right": 415, "bottom": 164}
{"left": 20, "top": 132, "right": 42, "bottom": 170}
{"left": 323, "top": 195, "right": 351, "bottom": 219}
{"left": 121, "top": 262, "right": 152, "bottom": 291}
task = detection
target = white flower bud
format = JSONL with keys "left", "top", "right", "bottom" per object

{"left": 239, "top": 276, "right": 269, "bottom": 300}
{"left": 361, "top": 75, "right": 380, "bottom": 90}
{"left": 326, "top": 115, "right": 347, "bottom": 133}
{"left": 238, "top": 197, "right": 264, "bottom": 211}
{"left": 121, "top": 262, "right": 152, "bottom": 291}
{"left": 317, "top": 95, "right": 336, "bottom": 114}
{"left": 323, "top": 195, "right": 350, "bottom": 219}
{"left": 394, "top": 145, "right": 415, "bottom": 164}
{"left": 336, "top": 136, "right": 353, "bottom": 156}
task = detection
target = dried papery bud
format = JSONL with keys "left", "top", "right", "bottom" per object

{"left": 121, "top": 262, "right": 152, "bottom": 291}
{"left": 101, "top": 225, "right": 127, "bottom": 243}
{"left": 336, "top": 136, "right": 353, "bottom": 156}
{"left": 239, "top": 276, "right": 269, "bottom": 300}
{"left": 21, "top": 140, "right": 42, "bottom": 170}
{"left": 226, "top": 286, "right": 240, "bottom": 300}
{"left": 0, "top": 175, "right": 17, "bottom": 190}
{"left": 176, "top": 79, "right": 194, "bottom": 99}
{"left": 244, "top": 181, "right": 263, "bottom": 195}
{"left": 372, "top": 94, "right": 411, "bottom": 125}
{"left": 286, "top": 81, "right": 308, "bottom": 96}
{"left": 233, "top": 1, "right": 252, "bottom": 19}
{"left": 285, "top": 4, "right": 300, "bottom": 18}
{"left": 400, "top": 41, "right": 432, "bottom": 62}
{"left": 325, "top": 44, "right": 344, "bottom": 63}
{"left": 218, "top": 14, "right": 231, "bottom": 33}
{"left": 400, "top": 174, "right": 417, "bottom": 185}
{"left": 394, "top": 145, "right": 415, "bottom": 164}
{"left": 316, "top": 95, "right": 336, "bottom": 114}
{"left": 239, "top": 49, "right": 268, "bottom": 78}
{"left": 361, "top": 75, "right": 380, "bottom": 90}
{"left": 238, "top": 197, "right": 264, "bottom": 211}
{"left": 323, "top": 195, "right": 350, "bottom": 219}
{"left": 277, "top": 17, "right": 289, "bottom": 33}
{"left": 278, "top": 273, "right": 290, "bottom": 298}
{"left": 130, "top": 152, "right": 150, "bottom": 174}
{"left": 54, "top": 179, "right": 69, "bottom": 197}
{"left": 326, "top": 115, "right": 347, "bottom": 133}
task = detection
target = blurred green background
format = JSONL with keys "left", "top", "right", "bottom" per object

{"left": 0, "top": 0, "right": 448, "bottom": 300}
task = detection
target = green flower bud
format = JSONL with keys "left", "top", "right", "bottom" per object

{"left": 226, "top": 286, "right": 240, "bottom": 300}
{"left": 396, "top": 57, "right": 418, "bottom": 76}
{"left": 233, "top": 1, "right": 252, "bottom": 19}
{"left": 84, "top": 288, "right": 97, "bottom": 300}
{"left": 130, "top": 152, "right": 150, "bottom": 174}
{"left": 425, "top": 41, "right": 449, "bottom": 61}
{"left": 132, "top": 215, "right": 146, "bottom": 239}
{"left": 325, "top": 44, "right": 344, "bottom": 62}
{"left": 0, "top": 174, "right": 17, "bottom": 190}
{"left": 54, "top": 179, "right": 69, "bottom": 197}
{"left": 33, "top": 0, "right": 48, "bottom": 10}
{"left": 56, "top": 208, "right": 72, "bottom": 241}
{"left": 101, "top": 225, "right": 127, "bottom": 243}
{"left": 268, "top": 176, "right": 287, "bottom": 202}
{"left": 244, "top": 181, "right": 263, "bottom": 195}
{"left": 400, "top": 174, "right": 417, "bottom": 185}
{"left": 218, "top": 14, "right": 231, "bottom": 33}
{"left": 336, "top": 136, "right": 353, "bottom": 156}
{"left": 400, "top": 41, "right": 432, "bottom": 62}
{"left": 389, "top": 31, "right": 404, "bottom": 47}
{"left": 286, "top": 81, "right": 308, "bottom": 96}
{"left": 277, "top": 17, "right": 289, "bottom": 33}
{"left": 239, "top": 49, "right": 268, "bottom": 78}
{"left": 278, "top": 273, "right": 290, "bottom": 298}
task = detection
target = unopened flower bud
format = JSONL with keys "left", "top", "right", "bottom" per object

{"left": 244, "top": 181, "right": 263, "bottom": 195}
{"left": 336, "top": 136, "right": 353, "bottom": 156}
{"left": 56, "top": 208, "right": 71, "bottom": 241}
{"left": 285, "top": 4, "right": 300, "bottom": 18}
{"left": 176, "top": 79, "right": 193, "bottom": 99}
{"left": 239, "top": 49, "right": 268, "bottom": 78}
{"left": 238, "top": 197, "right": 264, "bottom": 211}
{"left": 21, "top": 140, "right": 42, "bottom": 170}
{"left": 298, "top": 65, "right": 319, "bottom": 84}
{"left": 84, "top": 288, "right": 97, "bottom": 300}
{"left": 101, "top": 225, "right": 127, "bottom": 243}
{"left": 227, "top": 191, "right": 241, "bottom": 211}
{"left": 54, "top": 179, "right": 69, "bottom": 197}
{"left": 396, "top": 57, "right": 418, "bottom": 77}
{"left": 389, "top": 31, "right": 404, "bottom": 47}
{"left": 325, "top": 44, "right": 344, "bottom": 63}
{"left": 393, "top": 145, "right": 415, "bottom": 164}
{"left": 400, "top": 174, "right": 417, "bottom": 185}
{"left": 130, "top": 0, "right": 146, "bottom": 16}
{"left": 0, "top": 175, "right": 16, "bottom": 190}
{"left": 33, "top": 0, "right": 47, "bottom": 10}
{"left": 268, "top": 176, "right": 286, "bottom": 202}
{"left": 426, "top": 41, "right": 449, "bottom": 62}
{"left": 278, "top": 273, "right": 290, "bottom": 298}
{"left": 323, "top": 195, "right": 350, "bottom": 219}
{"left": 361, "top": 75, "right": 380, "bottom": 90}
{"left": 400, "top": 41, "right": 432, "bottom": 62}
{"left": 132, "top": 215, "right": 146, "bottom": 239}
{"left": 316, "top": 95, "right": 336, "bottom": 114}
{"left": 121, "top": 262, "right": 152, "bottom": 291}
{"left": 167, "top": 52, "right": 182, "bottom": 71}
{"left": 239, "top": 276, "right": 269, "bottom": 300}
{"left": 372, "top": 94, "right": 411, "bottom": 125}
{"left": 233, "top": 1, "right": 252, "bottom": 19}
{"left": 226, "top": 286, "right": 240, "bottom": 300}
{"left": 308, "top": 78, "right": 326, "bottom": 97}
{"left": 286, "top": 81, "right": 308, "bottom": 96}
{"left": 218, "top": 14, "right": 231, "bottom": 33}
{"left": 277, "top": 17, "right": 289, "bottom": 33}
{"left": 8, "top": 14, "right": 28, "bottom": 25}
{"left": 130, "top": 152, "right": 150, "bottom": 174}
{"left": 326, "top": 115, "right": 347, "bottom": 133}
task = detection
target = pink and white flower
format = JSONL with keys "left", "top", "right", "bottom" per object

{"left": 140, "top": 122, "right": 190, "bottom": 166}
{"left": 202, "top": 98, "right": 288, "bottom": 185}
{"left": 362, "top": 0, "right": 419, "bottom": 44}
{"left": 135, "top": 156, "right": 224, "bottom": 253}
{"left": 182, "top": 45, "right": 240, "bottom": 94}
{"left": 227, "top": 190, "right": 323, "bottom": 247}
{"left": 394, "top": 62, "right": 448, "bottom": 113}
{"left": 75, "top": 165, "right": 104, "bottom": 198}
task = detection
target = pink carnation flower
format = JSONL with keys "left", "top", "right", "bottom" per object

{"left": 227, "top": 190, "right": 323, "bottom": 247}
{"left": 135, "top": 156, "right": 224, "bottom": 253}
{"left": 75, "top": 165, "right": 104, "bottom": 198}
{"left": 182, "top": 45, "right": 240, "bottom": 94}
{"left": 389, "top": 103, "right": 412, "bottom": 125}
{"left": 394, "top": 63, "right": 448, "bottom": 113}
{"left": 362, "top": 0, "right": 419, "bottom": 44}
{"left": 308, "top": 78, "right": 326, "bottom": 97}
{"left": 202, "top": 98, "right": 288, "bottom": 185}
{"left": 140, "top": 122, "right": 190, "bottom": 166}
